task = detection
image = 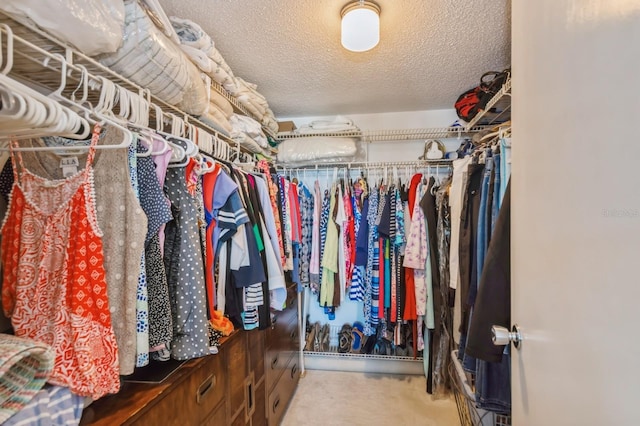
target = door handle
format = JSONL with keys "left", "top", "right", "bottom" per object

{"left": 491, "top": 324, "right": 522, "bottom": 349}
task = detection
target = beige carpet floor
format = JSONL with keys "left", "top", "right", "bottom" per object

{"left": 281, "top": 370, "right": 460, "bottom": 426}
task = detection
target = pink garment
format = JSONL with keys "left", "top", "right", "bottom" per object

{"left": 152, "top": 134, "right": 172, "bottom": 254}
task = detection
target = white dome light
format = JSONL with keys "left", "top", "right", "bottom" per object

{"left": 341, "top": 1, "right": 381, "bottom": 53}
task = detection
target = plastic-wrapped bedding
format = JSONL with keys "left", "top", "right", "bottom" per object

{"left": 277, "top": 137, "right": 364, "bottom": 166}
{"left": 97, "top": 0, "right": 208, "bottom": 115}
{"left": 0, "top": 0, "right": 125, "bottom": 56}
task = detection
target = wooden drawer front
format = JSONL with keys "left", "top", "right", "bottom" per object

{"left": 197, "top": 354, "right": 225, "bottom": 418}
{"left": 202, "top": 400, "right": 226, "bottom": 426}
{"left": 130, "top": 358, "right": 218, "bottom": 426}
{"left": 285, "top": 355, "right": 301, "bottom": 389}
{"left": 285, "top": 316, "right": 300, "bottom": 353}
{"left": 226, "top": 333, "right": 249, "bottom": 419}
{"left": 267, "top": 382, "right": 288, "bottom": 426}
{"left": 252, "top": 377, "right": 267, "bottom": 426}
{"left": 248, "top": 329, "right": 265, "bottom": 381}
{"left": 267, "top": 356, "right": 301, "bottom": 426}
{"left": 265, "top": 347, "right": 289, "bottom": 394}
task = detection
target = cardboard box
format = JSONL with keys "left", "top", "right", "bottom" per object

{"left": 277, "top": 121, "right": 297, "bottom": 133}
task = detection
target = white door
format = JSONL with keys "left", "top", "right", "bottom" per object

{"left": 511, "top": 1, "right": 640, "bottom": 424}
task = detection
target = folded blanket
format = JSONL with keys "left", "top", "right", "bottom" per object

{"left": 263, "top": 115, "right": 279, "bottom": 135}
{"left": 0, "top": 334, "right": 54, "bottom": 423}
{"left": 277, "top": 137, "right": 358, "bottom": 164}
{"left": 210, "top": 89, "right": 234, "bottom": 118}
{"left": 230, "top": 114, "right": 267, "bottom": 148}
{"left": 233, "top": 132, "right": 270, "bottom": 156}
{"left": 198, "top": 103, "right": 233, "bottom": 136}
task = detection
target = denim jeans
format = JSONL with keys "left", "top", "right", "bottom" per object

{"left": 476, "top": 156, "right": 493, "bottom": 283}
{"left": 463, "top": 155, "right": 493, "bottom": 373}
{"left": 475, "top": 353, "right": 511, "bottom": 415}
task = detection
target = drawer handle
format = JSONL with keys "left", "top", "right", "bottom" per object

{"left": 196, "top": 374, "right": 216, "bottom": 404}
{"left": 291, "top": 364, "right": 298, "bottom": 379}
{"left": 272, "top": 397, "right": 280, "bottom": 413}
{"left": 271, "top": 355, "right": 279, "bottom": 369}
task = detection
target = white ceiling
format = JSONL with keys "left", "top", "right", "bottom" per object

{"left": 158, "top": 0, "right": 511, "bottom": 118}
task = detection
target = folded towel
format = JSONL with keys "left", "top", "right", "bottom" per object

{"left": 0, "top": 334, "right": 54, "bottom": 424}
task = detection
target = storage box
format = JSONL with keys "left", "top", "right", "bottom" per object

{"left": 277, "top": 121, "right": 297, "bottom": 133}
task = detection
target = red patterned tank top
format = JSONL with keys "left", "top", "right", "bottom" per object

{"left": 1, "top": 125, "right": 120, "bottom": 399}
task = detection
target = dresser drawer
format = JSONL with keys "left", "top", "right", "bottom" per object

{"left": 267, "top": 356, "right": 301, "bottom": 426}
{"left": 265, "top": 346, "right": 290, "bottom": 394}
{"left": 128, "top": 355, "right": 223, "bottom": 425}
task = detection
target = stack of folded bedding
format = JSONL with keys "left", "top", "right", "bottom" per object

{"left": 170, "top": 17, "right": 279, "bottom": 135}
{"left": 229, "top": 114, "right": 271, "bottom": 156}
{"left": 209, "top": 89, "right": 234, "bottom": 118}
{"left": 199, "top": 105, "right": 232, "bottom": 136}
{"left": 97, "top": 0, "right": 209, "bottom": 115}
{"left": 198, "top": 88, "right": 234, "bottom": 136}
{"left": 294, "top": 115, "right": 360, "bottom": 134}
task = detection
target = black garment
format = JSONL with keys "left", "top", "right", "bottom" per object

{"left": 247, "top": 174, "right": 271, "bottom": 330}
{"left": 458, "top": 164, "right": 484, "bottom": 334}
{"left": 466, "top": 182, "right": 511, "bottom": 363}
{"left": 420, "top": 177, "right": 440, "bottom": 394}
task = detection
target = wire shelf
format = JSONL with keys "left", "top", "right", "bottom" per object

{"left": 276, "top": 125, "right": 492, "bottom": 142}
{"left": 464, "top": 78, "right": 512, "bottom": 130}
{"left": 0, "top": 12, "right": 273, "bottom": 160}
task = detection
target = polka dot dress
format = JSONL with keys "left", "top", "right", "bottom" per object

{"left": 163, "top": 166, "right": 210, "bottom": 360}
{"left": 136, "top": 152, "right": 173, "bottom": 351}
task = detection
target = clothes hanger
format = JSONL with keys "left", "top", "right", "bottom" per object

{"left": 0, "top": 52, "right": 80, "bottom": 139}
{"left": 0, "top": 67, "right": 97, "bottom": 148}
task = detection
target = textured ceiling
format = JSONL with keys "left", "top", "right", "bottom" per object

{"left": 158, "top": 0, "right": 511, "bottom": 118}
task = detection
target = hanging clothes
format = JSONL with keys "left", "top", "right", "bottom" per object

{"left": 147, "top": 135, "right": 174, "bottom": 357}
{"left": 137, "top": 142, "right": 173, "bottom": 357}
{"left": 164, "top": 164, "right": 210, "bottom": 360}
{"left": 129, "top": 142, "right": 150, "bottom": 368}
{"left": 8, "top": 126, "right": 147, "bottom": 376}
{"left": 1, "top": 125, "right": 120, "bottom": 399}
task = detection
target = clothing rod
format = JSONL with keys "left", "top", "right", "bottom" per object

{"left": 276, "top": 160, "right": 454, "bottom": 171}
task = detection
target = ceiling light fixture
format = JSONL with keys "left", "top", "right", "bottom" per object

{"left": 340, "top": 0, "right": 381, "bottom": 53}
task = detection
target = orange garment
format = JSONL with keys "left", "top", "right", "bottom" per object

{"left": 1, "top": 126, "right": 120, "bottom": 399}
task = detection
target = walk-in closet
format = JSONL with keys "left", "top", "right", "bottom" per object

{"left": 0, "top": 1, "right": 638, "bottom": 425}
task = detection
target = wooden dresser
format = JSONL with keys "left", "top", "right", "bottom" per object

{"left": 264, "top": 283, "right": 302, "bottom": 426}
{"left": 80, "top": 287, "right": 300, "bottom": 426}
